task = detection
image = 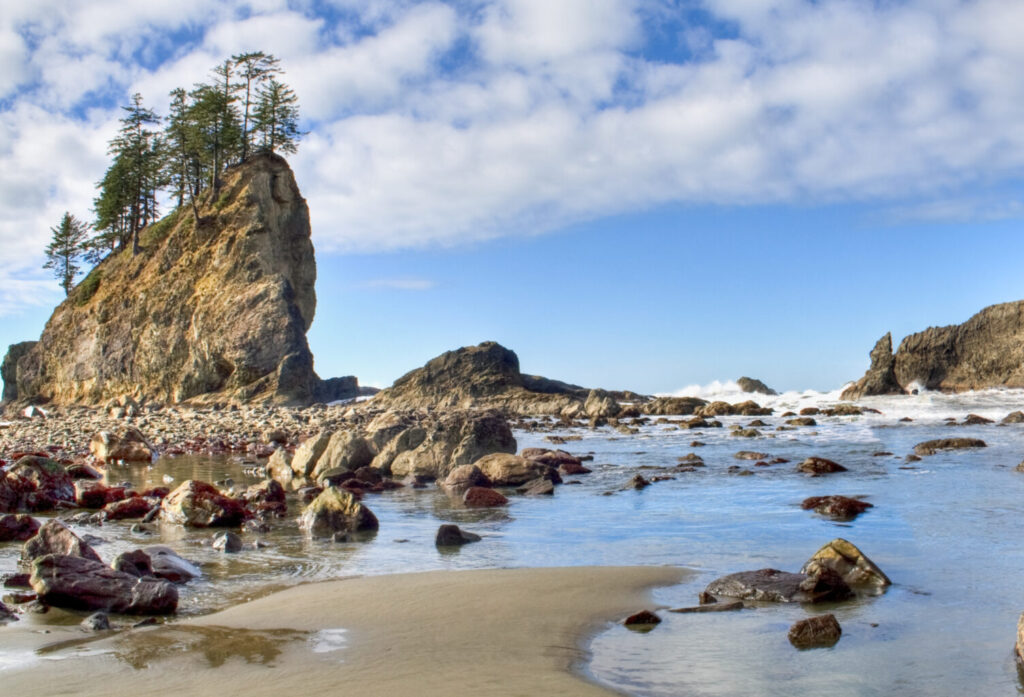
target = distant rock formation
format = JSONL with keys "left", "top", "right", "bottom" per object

{"left": 840, "top": 333, "right": 904, "bottom": 400}
{"left": 737, "top": 376, "right": 777, "bottom": 396}
{"left": 370, "top": 341, "right": 595, "bottom": 415}
{"left": 842, "top": 300, "right": 1024, "bottom": 398}
{"left": 1, "top": 342, "right": 36, "bottom": 402}
{"left": 6, "top": 153, "right": 359, "bottom": 407}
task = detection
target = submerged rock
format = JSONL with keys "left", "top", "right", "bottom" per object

{"left": 913, "top": 438, "right": 987, "bottom": 456}
{"left": 462, "top": 487, "right": 508, "bottom": 507}
{"left": 798, "top": 457, "right": 848, "bottom": 475}
{"left": 0, "top": 513, "right": 40, "bottom": 542}
{"left": 435, "top": 524, "right": 481, "bottom": 546}
{"left": 623, "top": 610, "right": 661, "bottom": 626}
{"left": 704, "top": 568, "right": 852, "bottom": 604}
{"left": 789, "top": 614, "right": 842, "bottom": 649}
{"left": 801, "top": 496, "right": 873, "bottom": 520}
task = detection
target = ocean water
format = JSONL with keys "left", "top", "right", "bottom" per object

{"left": 2, "top": 385, "right": 1024, "bottom": 695}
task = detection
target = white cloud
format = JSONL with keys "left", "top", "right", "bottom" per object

{"left": 5, "top": 0, "right": 1024, "bottom": 316}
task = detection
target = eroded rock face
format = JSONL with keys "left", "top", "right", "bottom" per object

{"left": 843, "top": 301, "right": 1024, "bottom": 396}
{"left": 841, "top": 333, "right": 904, "bottom": 400}
{"left": 1, "top": 341, "right": 36, "bottom": 403}
{"left": 12, "top": 154, "right": 330, "bottom": 406}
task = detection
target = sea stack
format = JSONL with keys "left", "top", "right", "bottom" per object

{"left": 7, "top": 153, "right": 351, "bottom": 406}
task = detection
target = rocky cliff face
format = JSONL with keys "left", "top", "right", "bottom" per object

{"left": 842, "top": 301, "right": 1024, "bottom": 397}
{"left": 1, "top": 342, "right": 36, "bottom": 402}
{"left": 840, "top": 333, "right": 904, "bottom": 400}
{"left": 370, "top": 342, "right": 589, "bottom": 415}
{"left": 11, "top": 153, "right": 346, "bottom": 406}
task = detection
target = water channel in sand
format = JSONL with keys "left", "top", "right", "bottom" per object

{"left": 3, "top": 387, "right": 1024, "bottom": 695}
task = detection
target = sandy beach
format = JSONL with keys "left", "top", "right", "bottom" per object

{"left": 2, "top": 565, "right": 687, "bottom": 697}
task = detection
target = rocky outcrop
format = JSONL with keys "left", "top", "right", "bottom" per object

{"left": 841, "top": 333, "right": 904, "bottom": 400}
{"left": 1, "top": 341, "right": 36, "bottom": 403}
{"left": 9, "top": 154, "right": 354, "bottom": 407}
{"left": 843, "top": 301, "right": 1024, "bottom": 397}
{"left": 370, "top": 342, "right": 593, "bottom": 415}
{"left": 737, "top": 377, "right": 777, "bottom": 396}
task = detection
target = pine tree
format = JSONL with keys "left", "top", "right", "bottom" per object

{"left": 254, "top": 79, "right": 302, "bottom": 155}
{"left": 233, "top": 51, "right": 280, "bottom": 161}
{"left": 43, "top": 212, "right": 91, "bottom": 295}
{"left": 96, "top": 93, "right": 162, "bottom": 255}
{"left": 208, "top": 59, "right": 242, "bottom": 193}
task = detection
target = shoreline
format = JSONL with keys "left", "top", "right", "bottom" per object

{"left": 2, "top": 565, "right": 688, "bottom": 697}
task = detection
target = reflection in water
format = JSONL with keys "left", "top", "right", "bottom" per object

{"left": 108, "top": 626, "right": 306, "bottom": 669}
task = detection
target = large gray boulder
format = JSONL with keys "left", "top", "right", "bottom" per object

{"left": 704, "top": 568, "right": 852, "bottom": 603}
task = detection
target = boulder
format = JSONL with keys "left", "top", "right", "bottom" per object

{"left": 841, "top": 333, "right": 905, "bottom": 400}
{"left": 30, "top": 554, "right": 177, "bottom": 614}
{"left": 800, "top": 538, "right": 891, "bottom": 588}
{"left": 143, "top": 546, "right": 201, "bottom": 584}
{"left": 243, "top": 479, "right": 286, "bottom": 516}
{"left": 962, "top": 413, "right": 993, "bottom": 425}
{"left": 103, "top": 496, "right": 158, "bottom": 521}
{"left": 735, "top": 451, "right": 770, "bottom": 461}
{"left": 704, "top": 568, "right": 852, "bottom": 603}
{"left": 21, "top": 519, "right": 102, "bottom": 566}
{"left": 642, "top": 397, "right": 707, "bottom": 416}
{"left": 299, "top": 487, "right": 379, "bottom": 539}
{"left": 291, "top": 431, "right": 333, "bottom": 477}
{"left": 1003, "top": 411, "right": 1024, "bottom": 424}
{"left": 801, "top": 496, "right": 873, "bottom": 520}
{"left": 788, "top": 614, "right": 842, "bottom": 649}
{"left": 212, "top": 531, "right": 243, "bottom": 553}
{"left": 442, "top": 465, "right": 492, "bottom": 495}
{"left": 435, "top": 524, "right": 481, "bottom": 546}
{"left": 737, "top": 377, "right": 778, "bottom": 395}
{"left": 473, "top": 453, "right": 549, "bottom": 486}
{"left": 463, "top": 487, "right": 508, "bottom": 507}
{"left": 160, "top": 480, "right": 248, "bottom": 527}
{"left": 0, "top": 456, "right": 75, "bottom": 513}
{"left": 787, "top": 417, "right": 817, "bottom": 426}
{"left": 518, "top": 478, "right": 555, "bottom": 496}
{"left": 623, "top": 610, "right": 661, "bottom": 626}
{"left": 798, "top": 457, "right": 847, "bottom": 474}
{"left": 370, "top": 426, "right": 428, "bottom": 473}
{"left": 913, "top": 438, "right": 986, "bottom": 456}
{"left": 81, "top": 612, "right": 111, "bottom": 631}
{"left": 313, "top": 430, "right": 374, "bottom": 482}
{"left": 89, "top": 428, "right": 154, "bottom": 464}
{"left": 75, "top": 480, "right": 125, "bottom": 509}
{"left": 585, "top": 389, "right": 620, "bottom": 419}
{"left": 266, "top": 448, "right": 294, "bottom": 487}
{"left": 111, "top": 550, "right": 154, "bottom": 577}
{"left": 390, "top": 411, "right": 515, "bottom": 480}
{"left": 0, "top": 513, "right": 40, "bottom": 542}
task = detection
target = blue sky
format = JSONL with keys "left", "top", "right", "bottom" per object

{"left": 2, "top": 0, "right": 1024, "bottom": 395}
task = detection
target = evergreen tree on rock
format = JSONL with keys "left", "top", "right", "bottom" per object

{"left": 43, "top": 212, "right": 91, "bottom": 295}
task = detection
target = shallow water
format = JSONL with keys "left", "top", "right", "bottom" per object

{"left": 2, "top": 388, "right": 1024, "bottom": 695}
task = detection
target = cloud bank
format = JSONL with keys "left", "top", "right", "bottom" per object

{"left": 3, "top": 0, "right": 1024, "bottom": 313}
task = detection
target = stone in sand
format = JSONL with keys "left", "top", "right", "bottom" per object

{"left": 623, "top": 609, "right": 661, "bottom": 626}
{"left": 789, "top": 614, "right": 842, "bottom": 649}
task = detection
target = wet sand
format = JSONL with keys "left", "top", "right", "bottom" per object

{"left": 2, "top": 565, "right": 687, "bottom": 697}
